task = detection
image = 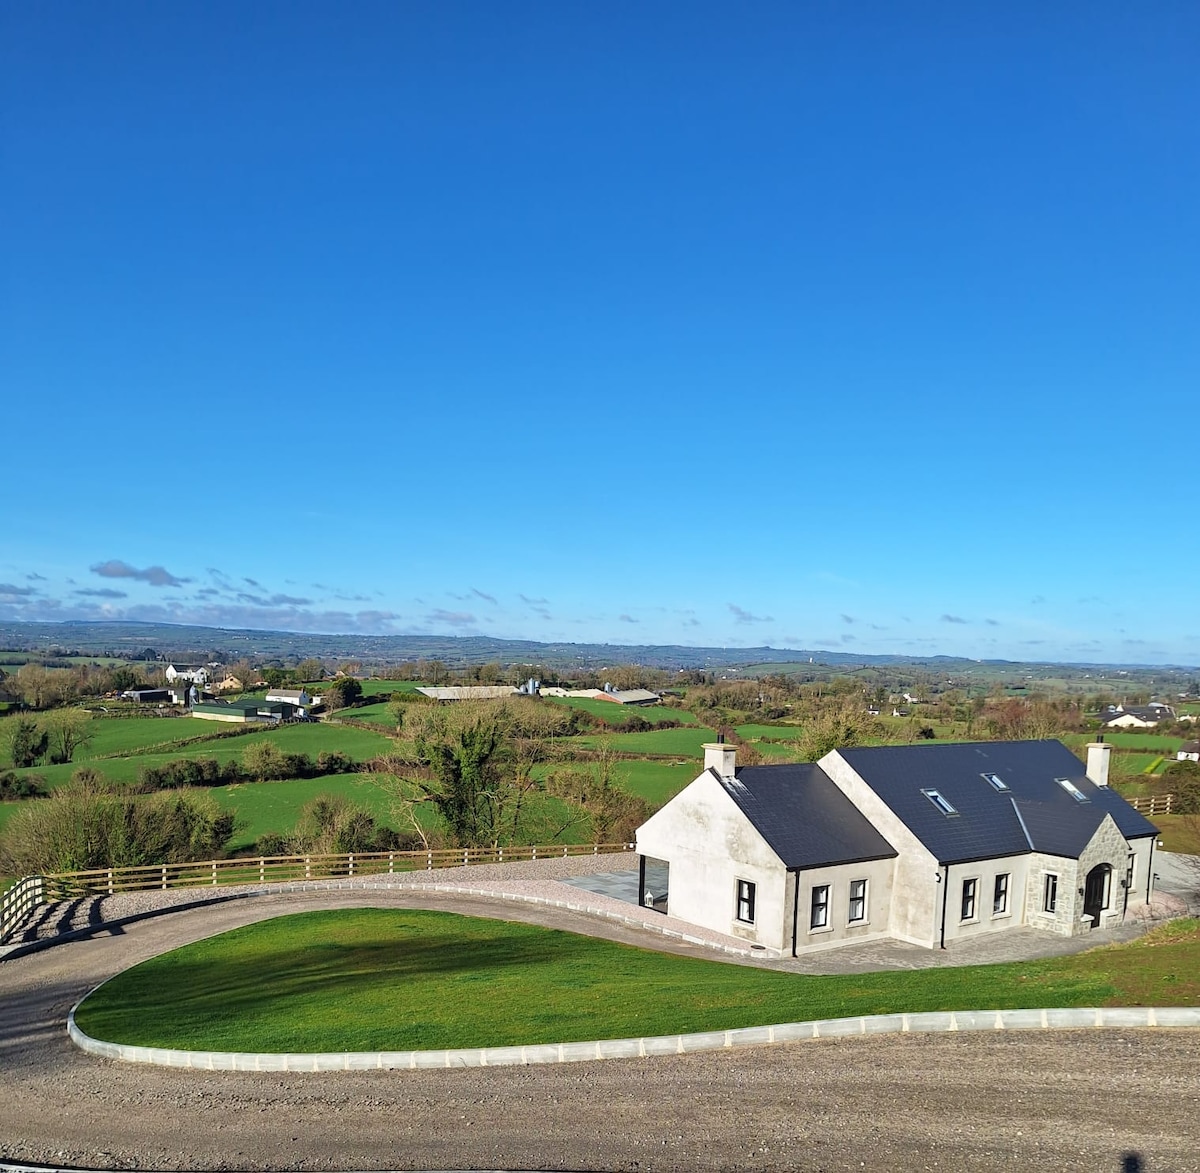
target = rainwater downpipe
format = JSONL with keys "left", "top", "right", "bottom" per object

{"left": 939, "top": 864, "right": 949, "bottom": 950}
{"left": 1146, "top": 837, "right": 1155, "bottom": 905}
{"left": 790, "top": 868, "right": 801, "bottom": 957}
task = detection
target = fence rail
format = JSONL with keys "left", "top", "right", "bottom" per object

{"left": 1128, "top": 794, "right": 1174, "bottom": 816}
{"left": 2, "top": 844, "right": 633, "bottom": 942}
{"left": 1, "top": 875, "right": 46, "bottom": 945}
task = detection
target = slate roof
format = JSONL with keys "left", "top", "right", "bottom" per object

{"left": 719, "top": 763, "right": 898, "bottom": 870}
{"left": 836, "top": 740, "right": 1159, "bottom": 865}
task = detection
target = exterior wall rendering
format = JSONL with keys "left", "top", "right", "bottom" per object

{"left": 635, "top": 770, "right": 789, "bottom": 951}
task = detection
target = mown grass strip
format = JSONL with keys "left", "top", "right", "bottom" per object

{"left": 73, "top": 911, "right": 1200, "bottom": 1054}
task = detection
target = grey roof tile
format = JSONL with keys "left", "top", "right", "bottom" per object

{"left": 836, "top": 740, "right": 1159, "bottom": 864}
{"left": 721, "top": 763, "right": 898, "bottom": 870}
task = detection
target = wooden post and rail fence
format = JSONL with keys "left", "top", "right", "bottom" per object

{"left": 0, "top": 842, "right": 634, "bottom": 947}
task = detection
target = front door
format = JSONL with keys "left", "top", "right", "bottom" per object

{"left": 1083, "top": 864, "right": 1111, "bottom": 926}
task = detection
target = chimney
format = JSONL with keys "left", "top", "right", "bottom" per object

{"left": 704, "top": 740, "right": 737, "bottom": 780}
{"left": 1085, "top": 739, "right": 1111, "bottom": 788}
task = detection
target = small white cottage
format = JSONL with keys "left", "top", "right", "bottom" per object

{"left": 635, "top": 739, "right": 1159, "bottom": 957}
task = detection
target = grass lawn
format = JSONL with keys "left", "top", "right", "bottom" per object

{"left": 73, "top": 910, "right": 1200, "bottom": 1053}
{"left": 575, "top": 726, "right": 716, "bottom": 757}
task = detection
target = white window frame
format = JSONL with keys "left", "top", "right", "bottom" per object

{"left": 848, "top": 878, "right": 868, "bottom": 924}
{"left": 992, "top": 872, "right": 1010, "bottom": 917}
{"left": 735, "top": 878, "right": 756, "bottom": 924}
{"left": 981, "top": 772, "right": 1009, "bottom": 792}
{"left": 1055, "top": 777, "right": 1090, "bottom": 803}
{"left": 1126, "top": 852, "right": 1136, "bottom": 892}
{"left": 809, "top": 884, "right": 830, "bottom": 931}
{"left": 960, "top": 877, "right": 979, "bottom": 922}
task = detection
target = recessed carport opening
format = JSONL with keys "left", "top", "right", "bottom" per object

{"left": 638, "top": 855, "right": 669, "bottom": 913}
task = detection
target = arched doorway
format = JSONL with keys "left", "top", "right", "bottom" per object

{"left": 1083, "top": 863, "right": 1112, "bottom": 926}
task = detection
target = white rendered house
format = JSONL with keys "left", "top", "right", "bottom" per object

{"left": 635, "top": 739, "right": 1159, "bottom": 957}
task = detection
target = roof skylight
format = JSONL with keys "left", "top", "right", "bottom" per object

{"left": 1055, "top": 777, "right": 1090, "bottom": 803}
{"left": 981, "top": 772, "right": 1009, "bottom": 792}
{"left": 921, "top": 788, "right": 958, "bottom": 816}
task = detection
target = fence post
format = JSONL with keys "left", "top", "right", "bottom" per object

{"left": 463, "top": 848, "right": 469, "bottom": 866}
{"left": 427, "top": 851, "right": 433, "bottom": 871}
{"left": 212, "top": 860, "right": 218, "bottom": 886}
{"left": 532, "top": 845, "right": 537, "bottom": 861}
{"left": 107, "top": 868, "right": 114, "bottom": 896}
{"left": 388, "top": 852, "right": 394, "bottom": 875}
{"left": 259, "top": 858, "right": 265, "bottom": 884}
{"left": 161, "top": 864, "right": 167, "bottom": 891}
{"left": 1166, "top": 794, "right": 1173, "bottom": 814}
{"left": 349, "top": 853, "right": 355, "bottom": 877}
{"left": 305, "top": 856, "right": 311, "bottom": 881}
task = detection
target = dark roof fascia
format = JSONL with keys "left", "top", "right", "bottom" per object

{"left": 1124, "top": 830, "right": 1159, "bottom": 840}
{"left": 788, "top": 850, "right": 898, "bottom": 873}
{"left": 937, "top": 848, "right": 1049, "bottom": 868}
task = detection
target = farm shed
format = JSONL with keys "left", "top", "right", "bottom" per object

{"left": 636, "top": 739, "right": 1158, "bottom": 957}
{"left": 191, "top": 700, "right": 295, "bottom": 724}
{"left": 415, "top": 686, "right": 520, "bottom": 701}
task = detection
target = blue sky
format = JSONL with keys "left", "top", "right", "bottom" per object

{"left": 2, "top": 2, "right": 1197, "bottom": 665}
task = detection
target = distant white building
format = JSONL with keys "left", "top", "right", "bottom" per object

{"left": 415, "top": 686, "right": 520, "bottom": 701}
{"left": 265, "top": 688, "right": 313, "bottom": 716}
{"left": 165, "top": 664, "right": 210, "bottom": 685}
{"left": 1177, "top": 740, "right": 1200, "bottom": 763}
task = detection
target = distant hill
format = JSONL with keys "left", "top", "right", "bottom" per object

{"left": 0, "top": 621, "right": 1195, "bottom": 687}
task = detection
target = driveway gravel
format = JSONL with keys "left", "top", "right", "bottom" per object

{"left": 2, "top": 859, "right": 1199, "bottom": 1171}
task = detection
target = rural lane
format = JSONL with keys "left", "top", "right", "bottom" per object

{"left": 2, "top": 887, "right": 1199, "bottom": 1172}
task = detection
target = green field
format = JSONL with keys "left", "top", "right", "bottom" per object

{"left": 73, "top": 910, "right": 1200, "bottom": 1053}
{"left": 336, "top": 702, "right": 398, "bottom": 728}
{"left": 735, "top": 723, "right": 804, "bottom": 741}
{"left": 210, "top": 774, "right": 411, "bottom": 850}
{"left": 545, "top": 696, "right": 700, "bottom": 726}
{"left": 575, "top": 726, "right": 716, "bottom": 757}
{"left": 2, "top": 722, "right": 396, "bottom": 791}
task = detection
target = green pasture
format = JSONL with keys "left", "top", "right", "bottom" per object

{"left": 210, "top": 774, "right": 411, "bottom": 850}
{"left": 736, "top": 723, "right": 804, "bottom": 741}
{"left": 538, "top": 758, "right": 698, "bottom": 805}
{"left": 575, "top": 726, "right": 718, "bottom": 757}
{"left": 73, "top": 910, "right": 1200, "bottom": 1053}
{"left": 1064, "top": 733, "right": 1184, "bottom": 752}
{"left": 2, "top": 722, "right": 396, "bottom": 791}
{"left": 545, "top": 696, "right": 699, "bottom": 727}
{"left": 335, "top": 702, "right": 398, "bottom": 728}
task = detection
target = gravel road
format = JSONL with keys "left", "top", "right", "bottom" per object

{"left": 2, "top": 872, "right": 1199, "bottom": 1172}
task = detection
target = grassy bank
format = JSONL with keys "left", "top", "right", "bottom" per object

{"left": 74, "top": 910, "right": 1200, "bottom": 1053}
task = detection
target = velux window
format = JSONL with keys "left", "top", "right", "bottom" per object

{"left": 1056, "top": 777, "right": 1090, "bottom": 803}
{"left": 981, "top": 772, "right": 1008, "bottom": 792}
{"left": 922, "top": 788, "right": 957, "bottom": 815}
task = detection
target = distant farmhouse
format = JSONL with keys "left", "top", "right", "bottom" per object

{"left": 264, "top": 688, "right": 315, "bottom": 717}
{"left": 636, "top": 739, "right": 1158, "bottom": 957}
{"left": 1099, "top": 703, "right": 1176, "bottom": 729}
{"left": 164, "top": 664, "right": 211, "bottom": 686}
{"left": 1177, "top": 740, "right": 1200, "bottom": 763}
